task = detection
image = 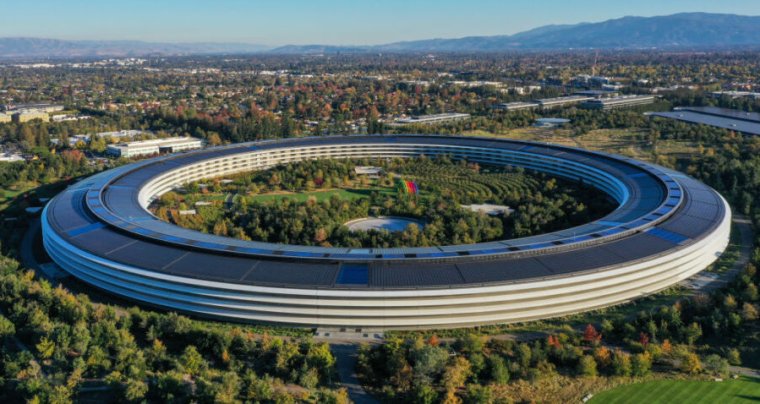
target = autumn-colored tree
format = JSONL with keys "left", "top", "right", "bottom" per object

{"left": 547, "top": 335, "right": 561, "bottom": 349}
{"left": 314, "top": 228, "right": 328, "bottom": 244}
{"left": 583, "top": 324, "right": 602, "bottom": 345}
{"left": 442, "top": 356, "right": 472, "bottom": 392}
{"left": 428, "top": 335, "right": 440, "bottom": 347}
{"left": 207, "top": 132, "right": 222, "bottom": 146}
{"left": 638, "top": 332, "right": 650, "bottom": 349}
{"left": 681, "top": 352, "right": 702, "bottom": 374}
{"left": 593, "top": 346, "right": 612, "bottom": 368}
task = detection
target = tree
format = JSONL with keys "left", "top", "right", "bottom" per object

{"left": 742, "top": 303, "right": 758, "bottom": 321}
{"left": 704, "top": 354, "right": 729, "bottom": 378}
{"left": 124, "top": 378, "right": 149, "bottom": 402}
{"left": 612, "top": 350, "right": 632, "bottom": 377}
{"left": 593, "top": 346, "right": 612, "bottom": 369}
{"left": 465, "top": 384, "right": 494, "bottom": 404}
{"left": 0, "top": 314, "right": 15, "bottom": 339}
{"left": 577, "top": 355, "right": 598, "bottom": 377}
{"left": 442, "top": 356, "right": 471, "bottom": 392}
{"left": 413, "top": 384, "right": 439, "bottom": 404}
{"left": 180, "top": 345, "right": 205, "bottom": 376}
{"left": 48, "top": 385, "right": 73, "bottom": 404}
{"left": 680, "top": 352, "right": 702, "bottom": 374}
{"left": 241, "top": 371, "right": 274, "bottom": 402}
{"left": 488, "top": 356, "right": 509, "bottom": 384}
{"left": 154, "top": 371, "right": 192, "bottom": 402}
{"left": 631, "top": 353, "right": 652, "bottom": 377}
{"left": 638, "top": 332, "right": 650, "bottom": 350}
{"left": 36, "top": 336, "right": 55, "bottom": 359}
{"left": 516, "top": 343, "right": 532, "bottom": 372}
{"left": 207, "top": 132, "right": 222, "bottom": 146}
{"left": 89, "top": 134, "right": 107, "bottom": 153}
{"left": 412, "top": 345, "right": 449, "bottom": 384}
{"left": 727, "top": 348, "right": 742, "bottom": 366}
{"left": 583, "top": 324, "right": 602, "bottom": 346}
{"left": 684, "top": 323, "right": 703, "bottom": 345}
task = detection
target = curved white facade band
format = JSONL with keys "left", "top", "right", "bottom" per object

{"left": 43, "top": 135, "right": 731, "bottom": 329}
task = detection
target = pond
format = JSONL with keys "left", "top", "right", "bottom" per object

{"left": 344, "top": 216, "right": 425, "bottom": 233}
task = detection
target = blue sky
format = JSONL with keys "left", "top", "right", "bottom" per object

{"left": 1, "top": 0, "right": 759, "bottom": 45}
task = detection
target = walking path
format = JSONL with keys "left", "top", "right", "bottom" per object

{"left": 729, "top": 366, "right": 760, "bottom": 379}
{"left": 680, "top": 215, "right": 753, "bottom": 292}
{"left": 330, "top": 343, "right": 378, "bottom": 404}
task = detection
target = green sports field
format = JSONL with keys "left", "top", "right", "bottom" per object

{"left": 590, "top": 377, "right": 760, "bottom": 404}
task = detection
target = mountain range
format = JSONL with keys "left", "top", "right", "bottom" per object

{"left": 2, "top": 13, "right": 760, "bottom": 58}
{"left": 0, "top": 38, "right": 269, "bottom": 59}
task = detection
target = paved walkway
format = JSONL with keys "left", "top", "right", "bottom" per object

{"left": 730, "top": 366, "right": 760, "bottom": 379}
{"left": 681, "top": 215, "right": 754, "bottom": 292}
{"left": 19, "top": 218, "right": 42, "bottom": 271}
{"left": 20, "top": 217, "right": 68, "bottom": 281}
{"left": 330, "top": 343, "right": 378, "bottom": 404}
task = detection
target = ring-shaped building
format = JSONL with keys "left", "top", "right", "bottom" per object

{"left": 42, "top": 135, "right": 731, "bottom": 329}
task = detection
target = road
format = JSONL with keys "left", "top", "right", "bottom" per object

{"left": 330, "top": 343, "right": 378, "bottom": 404}
{"left": 19, "top": 217, "right": 42, "bottom": 271}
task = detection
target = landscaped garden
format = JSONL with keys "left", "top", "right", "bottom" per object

{"left": 149, "top": 156, "right": 615, "bottom": 248}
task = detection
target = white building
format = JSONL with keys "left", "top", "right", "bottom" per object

{"left": 0, "top": 152, "right": 24, "bottom": 162}
{"left": 581, "top": 95, "right": 656, "bottom": 110}
{"left": 393, "top": 113, "right": 471, "bottom": 125}
{"left": 493, "top": 102, "right": 540, "bottom": 111}
{"left": 107, "top": 137, "right": 203, "bottom": 158}
{"left": 536, "top": 96, "right": 593, "bottom": 109}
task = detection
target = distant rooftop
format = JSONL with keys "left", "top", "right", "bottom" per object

{"left": 678, "top": 106, "right": 760, "bottom": 124}
{"left": 394, "top": 113, "right": 470, "bottom": 125}
{"left": 651, "top": 110, "right": 760, "bottom": 136}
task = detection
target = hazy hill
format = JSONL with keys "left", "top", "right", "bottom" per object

{"left": 272, "top": 13, "right": 760, "bottom": 53}
{"left": 3, "top": 13, "right": 760, "bottom": 58}
{"left": 0, "top": 37, "right": 269, "bottom": 58}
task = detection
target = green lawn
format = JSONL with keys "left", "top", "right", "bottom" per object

{"left": 248, "top": 187, "right": 395, "bottom": 203}
{"left": 590, "top": 377, "right": 760, "bottom": 404}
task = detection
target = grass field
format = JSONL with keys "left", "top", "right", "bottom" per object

{"left": 462, "top": 128, "right": 701, "bottom": 164}
{"left": 248, "top": 187, "right": 395, "bottom": 203}
{"left": 590, "top": 377, "right": 760, "bottom": 404}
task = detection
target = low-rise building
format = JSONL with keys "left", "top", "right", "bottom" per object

{"left": 534, "top": 118, "right": 571, "bottom": 128}
{"left": 581, "top": 95, "right": 656, "bottom": 110}
{"left": 1, "top": 103, "right": 64, "bottom": 113}
{"left": 536, "top": 96, "right": 593, "bottom": 109}
{"left": 107, "top": 137, "right": 203, "bottom": 158}
{"left": 649, "top": 107, "right": 760, "bottom": 136}
{"left": 709, "top": 91, "right": 760, "bottom": 100}
{"left": 393, "top": 113, "right": 471, "bottom": 125}
{"left": 0, "top": 152, "right": 24, "bottom": 162}
{"left": 12, "top": 110, "right": 50, "bottom": 123}
{"left": 492, "top": 102, "right": 540, "bottom": 111}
